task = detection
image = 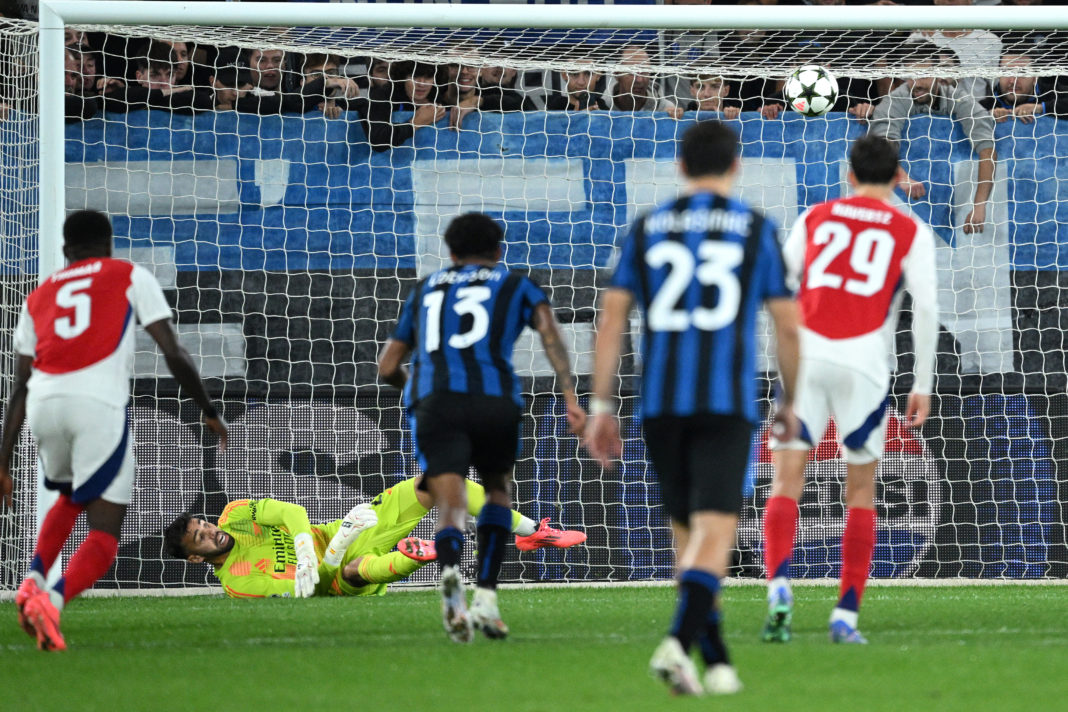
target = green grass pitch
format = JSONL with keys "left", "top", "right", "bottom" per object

{"left": 1, "top": 584, "right": 1064, "bottom": 711}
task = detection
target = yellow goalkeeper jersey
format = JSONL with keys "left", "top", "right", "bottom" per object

{"left": 213, "top": 498, "right": 327, "bottom": 598}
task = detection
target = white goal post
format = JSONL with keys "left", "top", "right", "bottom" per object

{"left": 7, "top": 1, "right": 1066, "bottom": 592}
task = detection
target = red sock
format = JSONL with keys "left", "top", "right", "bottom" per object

{"left": 56, "top": 530, "right": 119, "bottom": 603}
{"left": 763, "top": 496, "right": 799, "bottom": 580}
{"left": 838, "top": 507, "right": 876, "bottom": 612}
{"left": 30, "top": 495, "right": 84, "bottom": 577}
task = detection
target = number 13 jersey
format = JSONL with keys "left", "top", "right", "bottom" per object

{"left": 783, "top": 195, "right": 938, "bottom": 393}
{"left": 14, "top": 257, "right": 173, "bottom": 408}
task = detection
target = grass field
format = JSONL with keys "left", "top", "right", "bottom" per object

{"left": 1, "top": 584, "right": 1064, "bottom": 712}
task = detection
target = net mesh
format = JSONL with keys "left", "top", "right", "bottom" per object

{"left": 2, "top": 19, "right": 1067, "bottom": 591}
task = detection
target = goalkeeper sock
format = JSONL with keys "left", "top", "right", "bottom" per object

{"left": 475, "top": 503, "right": 511, "bottom": 590}
{"left": 56, "top": 529, "right": 119, "bottom": 605}
{"left": 435, "top": 526, "right": 464, "bottom": 570}
{"left": 30, "top": 494, "right": 83, "bottom": 582}
{"left": 356, "top": 551, "right": 423, "bottom": 585}
{"left": 669, "top": 569, "right": 720, "bottom": 652}
{"left": 838, "top": 507, "right": 876, "bottom": 613}
{"left": 462, "top": 480, "right": 536, "bottom": 535}
{"left": 763, "top": 496, "right": 798, "bottom": 581}
{"left": 697, "top": 608, "right": 730, "bottom": 666}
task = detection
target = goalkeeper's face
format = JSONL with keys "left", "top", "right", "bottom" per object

{"left": 183, "top": 518, "right": 236, "bottom": 563}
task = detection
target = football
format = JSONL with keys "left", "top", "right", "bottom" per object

{"left": 783, "top": 65, "right": 840, "bottom": 117}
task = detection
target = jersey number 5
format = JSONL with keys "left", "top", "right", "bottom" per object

{"left": 54, "top": 278, "right": 93, "bottom": 340}
{"left": 423, "top": 286, "right": 492, "bottom": 351}
{"left": 646, "top": 241, "right": 744, "bottom": 332}
{"left": 807, "top": 221, "right": 895, "bottom": 297}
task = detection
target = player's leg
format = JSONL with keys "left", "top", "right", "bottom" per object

{"left": 830, "top": 381, "right": 889, "bottom": 644}
{"left": 642, "top": 417, "right": 703, "bottom": 695}
{"left": 18, "top": 398, "right": 82, "bottom": 639}
{"left": 413, "top": 394, "right": 474, "bottom": 642}
{"left": 464, "top": 476, "right": 587, "bottom": 550}
{"left": 468, "top": 396, "right": 522, "bottom": 639}
{"left": 763, "top": 360, "right": 829, "bottom": 642}
{"left": 681, "top": 415, "right": 751, "bottom": 695}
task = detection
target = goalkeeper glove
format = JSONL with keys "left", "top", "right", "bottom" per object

{"left": 293, "top": 532, "right": 319, "bottom": 598}
{"left": 323, "top": 502, "right": 379, "bottom": 567}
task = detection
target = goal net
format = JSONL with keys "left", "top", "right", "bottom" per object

{"left": 3, "top": 6, "right": 1067, "bottom": 592}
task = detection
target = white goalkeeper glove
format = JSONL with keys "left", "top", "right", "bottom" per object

{"left": 323, "top": 502, "right": 379, "bottom": 567}
{"left": 293, "top": 532, "right": 319, "bottom": 598}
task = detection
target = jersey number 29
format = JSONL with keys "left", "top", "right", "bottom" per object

{"left": 807, "top": 221, "right": 895, "bottom": 297}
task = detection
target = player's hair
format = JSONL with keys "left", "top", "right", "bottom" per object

{"left": 680, "top": 120, "right": 738, "bottom": 178}
{"left": 444, "top": 212, "right": 504, "bottom": 259}
{"left": 850, "top": 135, "right": 899, "bottom": 185}
{"left": 163, "top": 513, "right": 193, "bottom": 559}
{"left": 63, "top": 209, "right": 113, "bottom": 251}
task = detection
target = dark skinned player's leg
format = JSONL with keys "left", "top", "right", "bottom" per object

{"left": 52, "top": 499, "right": 125, "bottom": 607}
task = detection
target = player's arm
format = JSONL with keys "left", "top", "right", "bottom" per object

{"left": 586, "top": 287, "right": 633, "bottom": 467}
{"left": 901, "top": 224, "right": 939, "bottom": 428}
{"left": 218, "top": 569, "right": 302, "bottom": 599}
{"left": 377, "top": 339, "right": 411, "bottom": 390}
{"left": 378, "top": 286, "right": 418, "bottom": 389}
{"left": 252, "top": 498, "right": 320, "bottom": 598}
{"left": 531, "top": 301, "right": 584, "bottom": 435}
{"left": 0, "top": 354, "right": 32, "bottom": 509}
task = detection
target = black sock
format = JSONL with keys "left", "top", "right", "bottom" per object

{"left": 476, "top": 503, "right": 512, "bottom": 589}
{"left": 698, "top": 608, "right": 730, "bottom": 666}
{"left": 435, "top": 526, "right": 464, "bottom": 570}
{"left": 668, "top": 569, "right": 720, "bottom": 652}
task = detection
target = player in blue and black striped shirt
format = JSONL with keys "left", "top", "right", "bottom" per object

{"left": 378, "top": 212, "right": 584, "bottom": 643}
{"left": 586, "top": 121, "right": 801, "bottom": 695}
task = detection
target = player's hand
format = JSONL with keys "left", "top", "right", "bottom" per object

{"left": 770, "top": 403, "right": 799, "bottom": 444}
{"left": 0, "top": 463, "right": 12, "bottom": 510}
{"left": 565, "top": 401, "right": 587, "bottom": 438}
{"left": 293, "top": 532, "right": 319, "bottom": 598}
{"left": 343, "top": 502, "right": 378, "bottom": 534}
{"left": 584, "top": 413, "right": 622, "bottom": 469}
{"left": 962, "top": 203, "right": 987, "bottom": 234}
{"left": 905, "top": 392, "right": 930, "bottom": 429}
{"left": 203, "top": 413, "right": 228, "bottom": 452}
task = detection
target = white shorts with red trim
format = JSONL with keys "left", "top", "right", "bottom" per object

{"left": 26, "top": 396, "right": 135, "bottom": 505}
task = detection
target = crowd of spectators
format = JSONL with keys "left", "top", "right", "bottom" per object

{"left": 40, "top": 0, "right": 1068, "bottom": 159}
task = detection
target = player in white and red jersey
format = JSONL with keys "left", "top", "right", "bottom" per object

{"left": 762, "top": 135, "right": 938, "bottom": 644}
{"left": 0, "top": 210, "right": 227, "bottom": 651}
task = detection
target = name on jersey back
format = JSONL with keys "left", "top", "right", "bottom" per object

{"left": 645, "top": 208, "right": 752, "bottom": 236}
{"left": 830, "top": 202, "right": 892, "bottom": 225}
{"left": 428, "top": 267, "right": 502, "bottom": 287}
{"left": 49, "top": 260, "right": 102, "bottom": 283}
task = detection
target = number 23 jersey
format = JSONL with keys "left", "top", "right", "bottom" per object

{"left": 14, "top": 257, "right": 173, "bottom": 407}
{"left": 783, "top": 195, "right": 938, "bottom": 392}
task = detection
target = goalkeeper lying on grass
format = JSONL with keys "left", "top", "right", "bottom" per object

{"left": 163, "top": 476, "right": 585, "bottom": 598}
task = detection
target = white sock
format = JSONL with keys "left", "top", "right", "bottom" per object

{"left": 513, "top": 516, "right": 537, "bottom": 537}
{"left": 768, "top": 576, "right": 792, "bottom": 604}
{"left": 830, "top": 607, "right": 858, "bottom": 629}
{"left": 48, "top": 588, "right": 64, "bottom": 611}
{"left": 27, "top": 571, "right": 46, "bottom": 589}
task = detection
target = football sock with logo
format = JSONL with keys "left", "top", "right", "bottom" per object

{"left": 697, "top": 608, "right": 731, "bottom": 666}
{"left": 435, "top": 526, "right": 465, "bottom": 570}
{"left": 30, "top": 494, "right": 84, "bottom": 582}
{"left": 356, "top": 551, "right": 423, "bottom": 585}
{"left": 763, "top": 496, "right": 799, "bottom": 582}
{"left": 463, "top": 480, "right": 536, "bottom": 536}
{"left": 55, "top": 529, "right": 119, "bottom": 606}
{"left": 837, "top": 507, "right": 876, "bottom": 616}
{"left": 476, "top": 503, "right": 512, "bottom": 589}
{"left": 669, "top": 569, "right": 720, "bottom": 652}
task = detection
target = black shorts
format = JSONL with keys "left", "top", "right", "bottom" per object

{"left": 412, "top": 392, "right": 522, "bottom": 479}
{"left": 642, "top": 413, "right": 754, "bottom": 522}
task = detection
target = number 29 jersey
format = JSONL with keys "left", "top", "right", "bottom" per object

{"left": 14, "top": 257, "right": 173, "bottom": 408}
{"left": 783, "top": 195, "right": 938, "bottom": 393}
{"left": 392, "top": 263, "right": 550, "bottom": 410}
{"left": 611, "top": 191, "right": 792, "bottom": 423}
